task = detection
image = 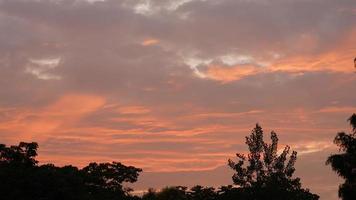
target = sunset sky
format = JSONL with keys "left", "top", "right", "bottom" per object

{"left": 0, "top": 0, "right": 355, "bottom": 199}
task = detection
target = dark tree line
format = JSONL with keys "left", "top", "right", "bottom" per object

{"left": 1, "top": 114, "right": 355, "bottom": 200}
{"left": 0, "top": 142, "right": 142, "bottom": 200}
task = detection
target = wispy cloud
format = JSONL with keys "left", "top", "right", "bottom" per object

{"left": 25, "top": 58, "right": 62, "bottom": 80}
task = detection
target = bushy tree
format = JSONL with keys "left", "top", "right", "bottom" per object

{"left": 156, "top": 186, "right": 188, "bottom": 200}
{"left": 326, "top": 114, "right": 356, "bottom": 200}
{"left": 82, "top": 162, "right": 142, "bottom": 200}
{"left": 0, "top": 142, "right": 142, "bottom": 200}
{"left": 142, "top": 188, "right": 158, "bottom": 200}
{"left": 228, "top": 124, "right": 319, "bottom": 200}
{"left": 188, "top": 185, "right": 216, "bottom": 200}
{"left": 0, "top": 142, "right": 38, "bottom": 166}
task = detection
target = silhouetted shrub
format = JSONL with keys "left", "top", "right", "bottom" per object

{"left": 326, "top": 114, "right": 356, "bottom": 200}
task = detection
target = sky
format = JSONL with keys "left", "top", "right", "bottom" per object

{"left": 0, "top": 0, "right": 355, "bottom": 199}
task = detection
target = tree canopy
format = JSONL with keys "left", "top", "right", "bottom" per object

{"left": 326, "top": 113, "right": 356, "bottom": 200}
{"left": 0, "top": 142, "right": 142, "bottom": 200}
{"left": 228, "top": 124, "right": 319, "bottom": 200}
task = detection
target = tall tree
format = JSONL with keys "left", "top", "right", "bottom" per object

{"left": 228, "top": 124, "right": 319, "bottom": 200}
{"left": 326, "top": 113, "right": 356, "bottom": 200}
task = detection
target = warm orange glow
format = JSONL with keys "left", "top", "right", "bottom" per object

{"left": 205, "top": 64, "right": 260, "bottom": 82}
{"left": 141, "top": 39, "right": 159, "bottom": 46}
{"left": 116, "top": 106, "right": 151, "bottom": 114}
{"left": 271, "top": 29, "right": 356, "bottom": 73}
{"left": 317, "top": 106, "right": 356, "bottom": 113}
{"left": 198, "top": 29, "right": 356, "bottom": 82}
{"left": 0, "top": 94, "right": 106, "bottom": 141}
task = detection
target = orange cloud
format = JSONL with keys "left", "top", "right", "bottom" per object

{"left": 271, "top": 29, "right": 356, "bottom": 73}
{"left": 0, "top": 95, "right": 352, "bottom": 174}
{"left": 45, "top": 94, "right": 106, "bottom": 116}
{"left": 141, "top": 39, "right": 159, "bottom": 46}
{"left": 116, "top": 106, "right": 151, "bottom": 114}
{"left": 205, "top": 64, "right": 260, "bottom": 82}
{"left": 197, "top": 29, "right": 356, "bottom": 82}
{"left": 187, "top": 110, "right": 264, "bottom": 119}
{"left": 317, "top": 106, "right": 356, "bottom": 113}
{"left": 0, "top": 94, "right": 106, "bottom": 141}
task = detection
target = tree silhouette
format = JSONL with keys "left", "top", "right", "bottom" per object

{"left": 142, "top": 188, "right": 158, "bottom": 200}
{"left": 0, "top": 142, "right": 142, "bottom": 200}
{"left": 142, "top": 186, "right": 217, "bottom": 200}
{"left": 0, "top": 142, "right": 38, "bottom": 166}
{"left": 82, "top": 162, "right": 142, "bottom": 200}
{"left": 326, "top": 113, "right": 356, "bottom": 200}
{"left": 228, "top": 124, "right": 319, "bottom": 200}
{"left": 188, "top": 185, "right": 216, "bottom": 200}
{"left": 156, "top": 186, "right": 188, "bottom": 200}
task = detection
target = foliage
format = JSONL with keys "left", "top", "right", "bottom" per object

{"left": 0, "top": 142, "right": 141, "bottom": 200}
{"left": 228, "top": 124, "right": 319, "bottom": 200}
{"left": 326, "top": 113, "right": 356, "bottom": 200}
{"left": 82, "top": 162, "right": 142, "bottom": 199}
{"left": 188, "top": 185, "right": 216, "bottom": 200}
{"left": 0, "top": 142, "right": 38, "bottom": 166}
{"left": 156, "top": 186, "right": 188, "bottom": 200}
{"left": 142, "top": 188, "right": 158, "bottom": 200}
{"left": 216, "top": 185, "right": 247, "bottom": 200}
{"left": 142, "top": 185, "right": 217, "bottom": 200}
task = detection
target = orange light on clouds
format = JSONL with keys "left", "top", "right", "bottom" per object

{"left": 141, "top": 39, "right": 159, "bottom": 46}
{"left": 194, "top": 29, "right": 356, "bottom": 83}
{"left": 44, "top": 94, "right": 106, "bottom": 116}
{"left": 116, "top": 106, "right": 151, "bottom": 114}
{"left": 0, "top": 94, "right": 106, "bottom": 141}
{"left": 317, "top": 106, "right": 356, "bottom": 114}
{"left": 205, "top": 64, "right": 260, "bottom": 82}
{"left": 271, "top": 29, "right": 356, "bottom": 73}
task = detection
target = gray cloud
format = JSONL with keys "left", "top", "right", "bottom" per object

{"left": 0, "top": 0, "right": 355, "bottom": 199}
